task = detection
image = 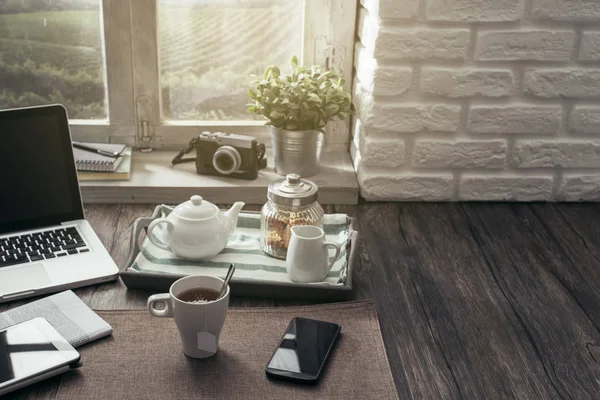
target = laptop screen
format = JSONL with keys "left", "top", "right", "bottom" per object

{"left": 0, "top": 105, "right": 84, "bottom": 235}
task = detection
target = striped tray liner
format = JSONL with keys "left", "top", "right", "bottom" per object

{"left": 129, "top": 205, "right": 351, "bottom": 285}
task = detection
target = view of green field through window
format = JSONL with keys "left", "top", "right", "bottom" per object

{"left": 0, "top": 0, "right": 303, "bottom": 122}
{"left": 159, "top": 0, "right": 303, "bottom": 121}
{"left": 0, "top": 0, "right": 106, "bottom": 119}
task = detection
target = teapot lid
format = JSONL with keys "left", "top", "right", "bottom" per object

{"left": 268, "top": 174, "right": 319, "bottom": 207}
{"left": 173, "top": 195, "right": 218, "bottom": 220}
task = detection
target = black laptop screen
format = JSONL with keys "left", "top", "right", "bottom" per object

{"left": 0, "top": 106, "right": 83, "bottom": 234}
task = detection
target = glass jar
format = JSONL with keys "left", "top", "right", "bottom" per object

{"left": 260, "top": 174, "right": 324, "bottom": 259}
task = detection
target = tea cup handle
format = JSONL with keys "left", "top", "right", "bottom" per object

{"left": 324, "top": 242, "right": 342, "bottom": 273}
{"left": 147, "top": 218, "right": 173, "bottom": 251}
{"left": 148, "top": 294, "right": 174, "bottom": 318}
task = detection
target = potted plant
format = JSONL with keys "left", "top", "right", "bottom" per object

{"left": 248, "top": 56, "right": 352, "bottom": 177}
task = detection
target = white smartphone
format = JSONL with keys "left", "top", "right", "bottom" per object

{"left": 0, "top": 317, "right": 81, "bottom": 397}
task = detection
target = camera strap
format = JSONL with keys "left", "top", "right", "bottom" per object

{"left": 171, "top": 137, "right": 199, "bottom": 165}
{"left": 257, "top": 143, "right": 267, "bottom": 170}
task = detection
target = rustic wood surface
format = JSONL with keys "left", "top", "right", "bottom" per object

{"left": 4, "top": 203, "right": 600, "bottom": 399}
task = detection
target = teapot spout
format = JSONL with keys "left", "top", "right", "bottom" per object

{"left": 224, "top": 201, "right": 245, "bottom": 233}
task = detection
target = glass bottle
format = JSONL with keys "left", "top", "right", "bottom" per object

{"left": 260, "top": 174, "right": 324, "bottom": 259}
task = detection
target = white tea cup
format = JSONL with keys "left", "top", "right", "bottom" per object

{"left": 147, "top": 275, "right": 229, "bottom": 358}
{"left": 286, "top": 225, "right": 342, "bottom": 283}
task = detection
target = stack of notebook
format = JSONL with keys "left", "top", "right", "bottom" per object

{"left": 73, "top": 142, "right": 132, "bottom": 181}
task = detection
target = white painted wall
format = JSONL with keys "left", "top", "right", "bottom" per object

{"left": 352, "top": 0, "right": 600, "bottom": 201}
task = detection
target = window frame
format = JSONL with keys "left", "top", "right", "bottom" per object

{"left": 70, "top": 0, "right": 357, "bottom": 152}
{"left": 70, "top": 0, "right": 136, "bottom": 146}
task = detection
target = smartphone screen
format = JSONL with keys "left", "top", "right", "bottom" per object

{"left": 0, "top": 321, "right": 71, "bottom": 385}
{"left": 266, "top": 317, "right": 340, "bottom": 381}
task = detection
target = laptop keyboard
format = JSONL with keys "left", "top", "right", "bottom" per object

{"left": 0, "top": 227, "right": 89, "bottom": 268}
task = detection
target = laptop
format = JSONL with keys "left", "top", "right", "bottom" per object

{"left": 0, "top": 105, "right": 119, "bottom": 303}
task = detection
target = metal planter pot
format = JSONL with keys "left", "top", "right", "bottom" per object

{"left": 270, "top": 126, "right": 324, "bottom": 177}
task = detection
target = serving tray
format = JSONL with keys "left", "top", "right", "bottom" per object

{"left": 120, "top": 206, "right": 359, "bottom": 301}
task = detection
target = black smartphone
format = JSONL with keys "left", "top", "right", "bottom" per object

{"left": 265, "top": 317, "right": 341, "bottom": 383}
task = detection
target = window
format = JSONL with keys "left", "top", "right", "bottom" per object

{"left": 159, "top": 0, "right": 303, "bottom": 121}
{"left": 0, "top": 0, "right": 356, "bottom": 150}
{"left": 0, "top": 0, "right": 107, "bottom": 119}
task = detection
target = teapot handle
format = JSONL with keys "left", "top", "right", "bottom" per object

{"left": 147, "top": 218, "right": 174, "bottom": 252}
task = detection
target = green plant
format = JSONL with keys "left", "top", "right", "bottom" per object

{"left": 248, "top": 56, "right": 352, "bottom": 131}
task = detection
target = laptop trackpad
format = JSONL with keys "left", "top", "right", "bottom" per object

{"left": 0, "top": 264, "right": 52, "bottom": 296}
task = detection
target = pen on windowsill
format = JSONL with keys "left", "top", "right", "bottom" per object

{"left": 72, "top": 142, "right": 120, "bottom": 158}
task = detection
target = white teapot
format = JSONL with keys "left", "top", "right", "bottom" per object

{"left": 147, "top": 196, "right": 245, "bottom": 260}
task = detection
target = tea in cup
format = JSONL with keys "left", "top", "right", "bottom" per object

{"left": 147, "top": 275, "right": 229, "bottom": 358}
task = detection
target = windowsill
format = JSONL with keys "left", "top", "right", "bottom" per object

{"left": 80, "top": 150, "right": 359, "bottom": 205}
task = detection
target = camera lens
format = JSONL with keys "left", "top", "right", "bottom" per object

{"left": 213, "top": 146, "right": 242, "bottom": 175}
{"left": 216, "top": 153, "right": 234, "bottom": 171}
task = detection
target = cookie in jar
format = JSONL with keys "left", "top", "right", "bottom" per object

{"left": 260, "top": 174, "right": 324, "bottom": 259}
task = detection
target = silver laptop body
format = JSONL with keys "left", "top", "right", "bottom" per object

{"left": 0, "top": 105, "right": 119, "bottom": 302}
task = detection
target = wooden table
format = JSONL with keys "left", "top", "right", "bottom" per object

{"left": 4, "top": 203, "right": 600, "bottom": 399}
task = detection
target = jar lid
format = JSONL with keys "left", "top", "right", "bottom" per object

{"left": 268, "top": 174, "right": 319, "bottom": 207}
{"left": 172, "top": 195, "right": 218, "bottom": 220}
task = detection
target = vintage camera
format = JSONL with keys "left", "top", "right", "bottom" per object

{"left": 172, "top": 131, "right": 267, "bottom": 180}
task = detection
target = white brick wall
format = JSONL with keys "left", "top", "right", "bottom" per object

{"left": 523, "top": 68, "right": 600, "bottom": 98}
{"left": 467, "top": 105, "right": 561, "bottom": 134}
{"left": 426, "top": 0, "right": 523, "bottom": 22}
{"left": 421, "top": 68, "right": 515, "bottom": 98}
{"left": 570, "top": 106, "right": 600, "bottom": 134}
{"left": 475, "top": 30, "right": 574, "bottom": 61}
{"left": 579, "top": 32, "right": 600, "bottom": 61}
{"left": 413, "top": 140, "right": 507, "bottom": 169}
{"left": 352, "top": 0, "right": 600, "bottom": 201}
{"left": 532, "top": 0, "right": 600, "bottom": 22}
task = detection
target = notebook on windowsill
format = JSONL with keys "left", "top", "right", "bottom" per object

{"left": 73, "top": 142, "right": 126, "bottom": 172}
{"left": 77, "top": 147, "right": 132, "bottom": 181}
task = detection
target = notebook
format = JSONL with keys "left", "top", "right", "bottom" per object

{"left": 0, "top": 290, "right": 112, "bottom": 348}
{"left": 77, "top": 147, "right": 132, "bottom": 181}
{"left": 73, "top": 142, "right": 126, "bottom": 172}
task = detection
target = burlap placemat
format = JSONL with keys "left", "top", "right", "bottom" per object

{"left": 55, "top": 301, "right": 398, "bottom": 400}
